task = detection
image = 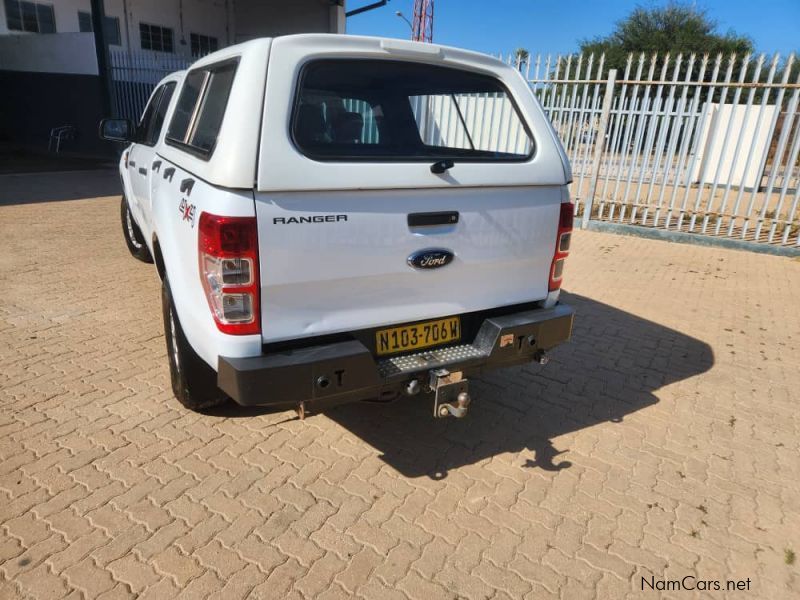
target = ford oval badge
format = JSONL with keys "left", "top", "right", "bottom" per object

{"left": 407, "top": 248, "right": 455, "bottom": 270}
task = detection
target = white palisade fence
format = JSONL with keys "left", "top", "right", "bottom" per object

{"left": 514, "top": 51, "right": 800, "bottom": 248}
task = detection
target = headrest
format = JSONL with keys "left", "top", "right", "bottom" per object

{"left": 333, "top": 111, "right": 364, "bottom": 143}
{"left": 295, "top": 104, "right": 326, "bottom": 145}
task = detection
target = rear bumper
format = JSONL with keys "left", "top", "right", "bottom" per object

{"left": 218, "top": 303, "right": 574, "bottom": 407}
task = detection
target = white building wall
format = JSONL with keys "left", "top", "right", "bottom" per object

{"left": 233, "top": 0, "right": 340, "bottom": 41}
{"left": 116, "top": 0, "right": 230, "bottom": 58}
{"left": 0, "top": 0, "right": 343, "bottom": 72}
{"left": 1, "top": 0, "right": 341, "bottom": 47}
{"left": 0, "top": 0, "right": 231, "bottom": 57}
{"left": 0, "top": 0, "right": 96, "bottom": 36}
{"left": 0, "top": 31, "right": 98, "bottom": 74}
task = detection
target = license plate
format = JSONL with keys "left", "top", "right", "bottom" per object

{"left": 375, "top": 317, "right": 461, "bottom": 356}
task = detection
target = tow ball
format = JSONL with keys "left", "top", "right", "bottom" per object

{"left": 429, "top": 369, "right": 471, "bottom": 418}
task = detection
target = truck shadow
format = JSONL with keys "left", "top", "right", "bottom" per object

{"left": 323, "top": 291, "right": 714, "bottom": 479}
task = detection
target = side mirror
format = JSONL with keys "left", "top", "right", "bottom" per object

{"left": 99, "top": 118, "right": 132, "bottom": 142}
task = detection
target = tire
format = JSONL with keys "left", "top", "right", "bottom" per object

{"left": 121, "top": 195, "right": 153, "bottom": 263}
{"left": 162, "top": 278, "right": 228, "bottom": 411}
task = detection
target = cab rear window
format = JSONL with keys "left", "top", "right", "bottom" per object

{"left": 291, "top": 59, "right": 534, "bottom": 161}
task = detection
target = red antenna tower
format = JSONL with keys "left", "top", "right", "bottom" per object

{"left": 411, "top": 0, "right": 434, "bottom": 43}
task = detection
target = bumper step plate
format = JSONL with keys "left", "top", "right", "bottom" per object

{"left": 378, "top": 344, "right": 484, "bottom": 378}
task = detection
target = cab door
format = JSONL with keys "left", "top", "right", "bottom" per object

{"left": 141, "top": 81, "right": 177, "bottom": 236}
{"left": 128, "top": 83, "right": 174, "bottom": 229}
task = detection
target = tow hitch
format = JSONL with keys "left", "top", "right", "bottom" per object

{"left": 430, "top": 369, "right": 471, "bottom": 418}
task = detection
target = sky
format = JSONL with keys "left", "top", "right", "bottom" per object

{"left": 345, "top": 0, "right": 800, "bottom": 59}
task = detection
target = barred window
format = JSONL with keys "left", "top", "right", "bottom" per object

{"left": 5, "top": 0, "right": 55, "bottom": 33}
{"left": 139, "top": 22, "right": 173, "bottom": 53}
{"left": 104, "top": 16, "right": 121, "bottom": 46}
{"left": 190, "top": 33, "right": 218, "bottom": 58}
{"left": 77, "top": 10, "right": 91, "bottom": 32}
{"left": 78, "top": 11, "right": 121, "bottom": 46}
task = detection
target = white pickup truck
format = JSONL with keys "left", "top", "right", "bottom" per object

{"left": 100, "top": 34, "right": 575, "bottom": 418}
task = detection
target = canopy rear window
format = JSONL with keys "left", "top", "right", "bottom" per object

{"left": 291, "top": 59, "right": 534, "bottom": 162}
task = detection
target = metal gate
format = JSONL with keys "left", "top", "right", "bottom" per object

{"left": 108, "top": 49, "right": 190, "bottom": 123}
{"left": 514, "top": 51, "right": 800, "bottom": 249}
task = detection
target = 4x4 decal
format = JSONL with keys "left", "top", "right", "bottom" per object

{"left": 179, "top": 198, "right": 196, "bottom": 227}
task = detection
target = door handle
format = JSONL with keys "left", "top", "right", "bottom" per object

{"left": 163, "top": 167, "right": 175, "bottom": 182}
{"left": 152, "top": 160, "right": 162, "bottom": 172}
{"left": 138, "top": 167, "right": 147, "bottom": 176}
{"left": 408, "top": 211, "right": 459, "bottom": 227}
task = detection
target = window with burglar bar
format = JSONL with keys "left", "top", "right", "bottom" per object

{"left": 191, "top": 33, "right": 218, "bottom": 58}
{"left": 5, "top": 0, "right": 55, "bottom": 33}
{"left": 140, "top": 22, "right": 173, "bottom": 53}
{"left": 77, "top": 11, "right": 121, "bottom": 46}
{"left": 77, "top": 10, "right": 91, "bottom": 32}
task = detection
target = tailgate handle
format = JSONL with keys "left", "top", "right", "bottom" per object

{"left": 408, "top": 211, "right": 459, "bottom": 228}
{"left": 430, "top": 159, "right": 454, "bottom": 174}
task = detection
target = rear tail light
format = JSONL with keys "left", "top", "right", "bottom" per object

{"left": 198, "top": 212, "right": 260, "bottom": 335}
{"left": 549, "top": 201, "right": 574, "bottom": 291}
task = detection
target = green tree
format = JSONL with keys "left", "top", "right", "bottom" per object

{"left": 579, "top": 3, "right": 754, "bottom": 73}
{"left": 514, "top": 47, "right": 530, "bottom": 70}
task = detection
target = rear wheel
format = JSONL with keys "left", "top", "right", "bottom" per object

{"left": 162, "top": 278, "right": 227, "bottom": 411}
{"left": 121, "top": 195, "right": 153, "bottom": 263}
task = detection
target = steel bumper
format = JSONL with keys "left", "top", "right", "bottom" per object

{"left": 218, "top": 303, "right": 574, "bottom": 408}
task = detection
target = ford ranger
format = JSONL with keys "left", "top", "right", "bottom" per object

{"left": 100, "top": 34, "right": 575, "bottom": 418}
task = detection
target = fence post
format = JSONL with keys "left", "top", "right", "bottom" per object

{"left": 581, "top": 68, "right": 617, "bottom": 229}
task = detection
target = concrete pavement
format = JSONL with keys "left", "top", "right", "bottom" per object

{"left": 1, "top": 181, "right": 799, "bottom": 599}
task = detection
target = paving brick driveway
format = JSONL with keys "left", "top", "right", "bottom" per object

{"left": 1, "top": 173, "right": 799, "bottom": 599}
